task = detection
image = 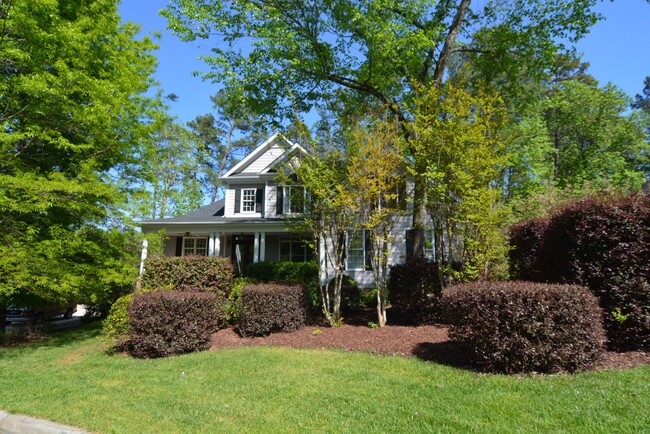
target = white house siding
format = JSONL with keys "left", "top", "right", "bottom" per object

{"left": 241, "top": 142, "right": 286, "bottom": 173}
{"left": 164, "top": 236, "right": 179, "bottom": 257}
{"left": 319, "top": 214, "right": 412, "bottom": 289}
{"left": 224, "top": 188, "right": 235, "bottom": 217}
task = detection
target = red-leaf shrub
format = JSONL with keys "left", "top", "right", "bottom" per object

{"left": 141, "top": 256, "right": 235, "bottom": 297}
{"left": 238, "top": 283, "right": 309, "bottom": 337}
{"left": 388, "top": 257, "right": 442, "bottom": 324}
{"left": 443, "top": 281, "right": 605, "bottom": 374}
{"left": 127, "top": 291, "right": 225, "bottom": 358}
{"left": 509, "top": 193, "right": 650, "bottom": 350}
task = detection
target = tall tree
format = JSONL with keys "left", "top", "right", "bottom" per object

{"left": 412, "top": 80, "right": 510, "bottom": 281}
{"left": 347, "top": 119, "right": 406, "bottom": 326}
{"left": 633, "top": 76, "right": 650, "bottom": 141}
{"left": 188, "top": 89, "right": 269, "bottom": 202}
{"left": 122, "top": 110, "right": 204, "bottom": 221}
{"left": 163, "top": 0, "right": 602, "bottom": 257}
{"left": 0, "top": 0, "right": 158, "bottom": 328}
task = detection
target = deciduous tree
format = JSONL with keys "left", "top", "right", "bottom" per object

{"left": 163, "top": 0, "right": 602, "bottom": 257}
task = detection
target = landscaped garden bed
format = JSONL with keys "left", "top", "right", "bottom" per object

{"left": 209, "top": 307, "right": 650, "bottom": 372}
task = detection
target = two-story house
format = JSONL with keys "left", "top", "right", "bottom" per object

{"left": 140, "top": 132, "right": 425, "bottom": 287}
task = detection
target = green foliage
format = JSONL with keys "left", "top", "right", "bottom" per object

{"left": 141, "top": 256, "right": 235, "bottom": 297}
{"left": 346, "top": 118, "right": 406, "bottom": 325}
{"left": 102, "top": 293, "right": 135, "bottom": 350}
{"left": 444, "top": 281, "right": 605, "bottom": 374}
{"left": 238, "top": 283, "right": 310, "bottom": 337}
{"left": 412, "top": 80, "right": 511, "bottom": 281}
{"left": 225, "top": 277, "right": 255, "bottom": 324}
{"left": 0, "top": 0, "right": 157, "bottom": 311}
{"left": 120, "top": 109, "right": 205, "bottom": 221}
{"left": 128, "top": 291, "right": 225, "bottom": 358}
{"left": 188, "top": 89, "right": 270, "bottom": 203}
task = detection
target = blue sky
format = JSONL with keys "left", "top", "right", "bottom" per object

{"left": 119, "top": 0, "right": 650, "bottom": 125}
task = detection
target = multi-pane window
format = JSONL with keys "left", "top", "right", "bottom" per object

{"left": 183, "top": 237, "right": 208, "bottom": 256}
{"left": 346, "top": 230, "right": 365, "bottom": 270}
{"left": 241, "top": 188, "right": 256, "bottom": 213}
{"left": 279, "top": 237, "right": 314, "bottom": 262}
{"left": 284, "top": 185, "right": 309, "bottom": 214}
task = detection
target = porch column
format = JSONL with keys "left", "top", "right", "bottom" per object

{"left": 213, "top": 232, "right": 221, "bottom": 257}
{"left": 253, "top": 232, "right": 260, "bottom": 263}
{"left": 260, "top": 232, "right": 266, "bottom": 262}
{"left": 208, "top": 233, "right": 215, "bottom": 256}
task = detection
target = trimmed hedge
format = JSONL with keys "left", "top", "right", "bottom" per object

{"left": 245, "top": 261, "right": 318, "bottom": 285}
{"left": 141, "top": 256, "right": 235, "bottom": 297}
{"left": 509, "top": 193, "right": 650, "bottom": 351}
{"left": 444, "top": 281, "right": 605, "bottom": 374}
{"left": 388, "top": 257, "right": 442, "bottom": 324}
{"left": 238, "top": 283, "right": 309, "bottom": 337}
{"left": 127, "top": 291, "right": 226, "bottom": 358}
{"left": 245, "top": 261, "right": 319, "bottom": 309}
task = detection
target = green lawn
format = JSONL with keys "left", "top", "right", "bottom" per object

{"left": 1, "top": 325, "right": 648, "bottom": 433}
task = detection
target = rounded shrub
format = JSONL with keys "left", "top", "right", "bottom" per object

{"left": 127, "top": 291, "right": 226, "bottom": 358}
{"left": 443, "top": 281, "right": 605, "bottom": 374}
{"left": 238, "top": 283, "right": 309, "bottom": 337}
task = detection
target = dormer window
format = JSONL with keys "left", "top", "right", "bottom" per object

{"left": 241, "top": 188, "right": 257, "bottom": 213}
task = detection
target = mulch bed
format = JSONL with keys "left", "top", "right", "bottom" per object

{"left": 210, "top": 308, "right": 650, "bottom": 372}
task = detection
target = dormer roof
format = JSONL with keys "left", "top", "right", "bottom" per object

{"left": 220, "top": 131, "right": 306, "bottom": 180}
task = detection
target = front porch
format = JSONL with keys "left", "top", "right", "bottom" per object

{"left": 163, "top": 231, "right": 314, "bottom": 274}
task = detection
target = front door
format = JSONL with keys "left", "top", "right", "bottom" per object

{"left": 231, "top": 235, "right": 255, "bottom": 274}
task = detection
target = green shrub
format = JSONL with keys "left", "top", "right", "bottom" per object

{"left": 102, "top": 293, "right": 135, "bottom": 350}
{"left": 443, "top": 281, "right": 605, "bottom": 374}
{"left": 226, "top": 277, "right": 256, "bottom": 323}
{"left": 245, "top": 261, "right": 319, "bottom": 309}
{"left": 141, "top": 256, "right": 235, "bottom": 297}
{"left": 238, "top": 283, "right": 309, "bottom": 337}
{"left": 509, "top": 193, "right": 650, "bottom": 351}
{"left": 388, "top": 257, "right": 442, "bottom": 324}
{"left": 127, "top": 291, "right": 226, "bottom": 358}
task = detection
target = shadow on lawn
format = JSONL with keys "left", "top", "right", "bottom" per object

{"left": 411, "top": 341, "right": 474, "bottom": 370}
{"left": 0, "top": 322, "right": 102, "bottom": 352}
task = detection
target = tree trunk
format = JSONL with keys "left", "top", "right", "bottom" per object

{"left": 411, "top": 158, "right": 428, "bottom": 257}
{"left": 377, "top": 289, "right": 387, "bottom": 327}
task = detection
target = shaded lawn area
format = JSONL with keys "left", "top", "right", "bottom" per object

{"left": 0, "top": 325, "right": 649, "bottom": 433}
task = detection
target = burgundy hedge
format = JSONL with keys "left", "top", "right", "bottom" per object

{"left": 444, "top": 281, "right": 605, "bottom": 374}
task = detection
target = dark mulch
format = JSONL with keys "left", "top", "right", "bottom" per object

{"left": 8, "top": 311, "right": 644, "bottom": 372}
{"left": 210, "top": 308, "right": 650, "bottom": 372}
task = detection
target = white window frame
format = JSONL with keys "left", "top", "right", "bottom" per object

{"left": 346, "top": 230, "right": 366, "bottom": 271}
{"left": 283, "top": 185, "right": 309, "bottom": 214}
{"left": 241, "top": 188, "right": 256, "bottom": 213}
{"left": 183, "top": 237, "right": 208, "bottom": 256}
{"left": 279, "top": 237, "right": 314, "bottom": 262}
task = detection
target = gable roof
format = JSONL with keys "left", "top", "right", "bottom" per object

{"left": 221, "top": 131, "right": 306, "bottom": 179}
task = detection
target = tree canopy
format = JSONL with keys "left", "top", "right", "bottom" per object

{"left": 164, "top": 0, "right": 604, "bottom": 256}
{"left": 0, "top": 0, "right": 158, "bottom": 311}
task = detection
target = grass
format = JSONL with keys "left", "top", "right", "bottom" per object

{"left": 1, "top": 325, "right": 649, "bottom": 433}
